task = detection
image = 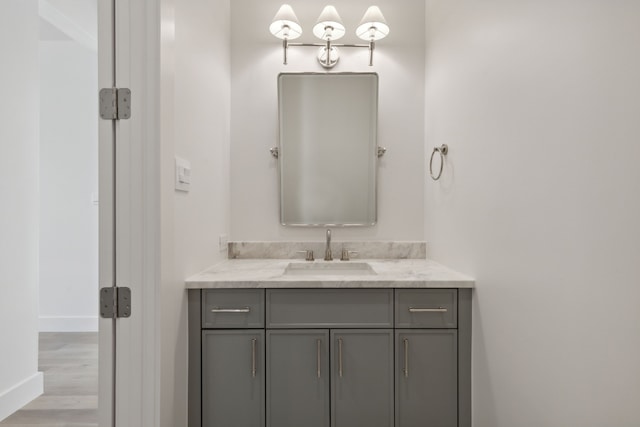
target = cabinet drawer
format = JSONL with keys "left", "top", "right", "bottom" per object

{"left": 266, "top": 289, "right": 393, "bottom": 328}
{"left": 202, "top": 289, "right": 264, "bottom": 328}
{"left": 395, "top": 289, "right": 457, "bottom": 328}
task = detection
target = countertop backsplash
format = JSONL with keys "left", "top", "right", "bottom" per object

{"left": 228, "top": 241, "right": 427, "bottom": 260}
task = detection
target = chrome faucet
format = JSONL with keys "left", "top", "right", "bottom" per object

{"left": 324, "top": 228, "right": 333, "bottom": 261}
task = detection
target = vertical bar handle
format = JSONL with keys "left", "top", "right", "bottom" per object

{"left": 338, "top": 337, "right": 344, "bottom": 378}
{"left": 403, "top": 338, "right": 409, "bottom": 378}
{"left": 317, "top": 339, "right": 321, "bottom": 378}
{"left": 251, "top": 338, "right": 257, "bottom": 378}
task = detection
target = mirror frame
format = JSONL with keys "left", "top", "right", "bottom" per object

{"left": 277, "top": 72, "right": 380, "bottom": 227}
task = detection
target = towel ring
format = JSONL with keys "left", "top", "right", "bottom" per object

{"left": 429, "top": 144, "right": 448, "bottom": 181}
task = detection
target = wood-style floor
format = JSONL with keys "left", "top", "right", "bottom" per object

{"left": 0, "top": 332, "right": 98, "bottom": 427}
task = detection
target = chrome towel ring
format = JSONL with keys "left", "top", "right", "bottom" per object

{"left": 429, "top": 144, "right": 448, "bottom": 181}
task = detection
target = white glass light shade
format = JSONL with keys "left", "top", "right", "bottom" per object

{"left": 312, "top": 5, "right": 346, "bottom": 41}
{"left": 269, "top": 4, "right": 302, "bottom": 40}
{"left": 356, "top": 6, "right": 389, "bottom": 41}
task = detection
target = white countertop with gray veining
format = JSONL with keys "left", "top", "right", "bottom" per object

{"left": 185, "top": 258, "right": 475, "bottom": 289}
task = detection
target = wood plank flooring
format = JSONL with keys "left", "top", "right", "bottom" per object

{"left": 0, "top": 332, "right": 98, "bottom": 427}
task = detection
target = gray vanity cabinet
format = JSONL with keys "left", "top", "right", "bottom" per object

{"left": 265, "top": 289, "right": 395, "bottom": 427}
{"left": 189, "top": 288, "right": 471, "bottom": 427}
{"left": 395, "top": 330, "right": 458, "bottom": 427}
{"left": 266, "top": 330, "right": 330, "bottom": 427}
{"left": 331, "top": 330, "right": 394, "bottom": 427}
{"left": 266, "top": 329, "right": 394, "bottom": 427}
{"left": 202, "top": 330, "right": 265, "bottom": 427}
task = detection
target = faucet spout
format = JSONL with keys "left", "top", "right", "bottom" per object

{"left": 324, "top": 228, "right": 332, "bottom": 261}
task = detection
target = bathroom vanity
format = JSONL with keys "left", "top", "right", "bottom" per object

{"left": 183, "top": 64, "right": 473, "bottom": 427}
{"left": 186, "top": 243, "right": 474, "bottom": 427}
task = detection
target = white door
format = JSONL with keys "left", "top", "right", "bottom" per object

{"left": 98, "top": 0, "right": 159, "bottom": 426}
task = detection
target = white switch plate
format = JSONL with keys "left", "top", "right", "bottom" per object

{"left": 175, "top": 157, "right": 191, "bottom": 192}
{"left": 218, "top": 234, "right": 228, "bottom": 252}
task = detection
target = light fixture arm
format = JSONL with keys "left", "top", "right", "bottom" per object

{"left": 325, "top": 39, "right": 332, "bottom": 67}
{"left": 281, "top": 42, "right": 375, "bottom": 68}
{"left": 283, "top": 38, "right": 289, "bottom": 65}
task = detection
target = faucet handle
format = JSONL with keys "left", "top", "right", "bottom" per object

{"left": 296, "top": 250, "right": 315, "bottom": 261}
{"left": 340, "top": 249, "right": 359, "bottom": 261}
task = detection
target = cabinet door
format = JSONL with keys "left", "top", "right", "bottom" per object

{"left": 331, "top": 329, "right": 394, "bottom": 427}
{"left": 395, "top": 330, "right": 457, "bottom": 427}
{"left": 202, "top": 330, "right": 265, "bottom": 427}
{"left": 266, "top": 330, "right": 330, "bottom": 427}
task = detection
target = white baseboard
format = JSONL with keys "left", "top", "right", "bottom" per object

{"left": 39, "top": 316, "right": 99, "bottom": 332}
{"left": 0, "top": 372, "right": 44, "bottom": 422}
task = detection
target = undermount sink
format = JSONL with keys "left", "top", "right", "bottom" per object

{"left": 284, "top": 262, "right": 377, "bottom": 276}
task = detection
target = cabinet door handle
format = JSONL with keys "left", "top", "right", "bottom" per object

{"left": 211, "top": 307, "right": 250, "bottom": 313}
{"left": 316, "top": 339, "right": 322, "bottom": 379}
{"left": 251, "top": 338, "right": 257, "bottom": 378}
{"left": 408, "top": 307, "right": 447, "bottom": 313}
{"left": 338, "top": 338, "right": 344, "bottom": 378}
{"left": 403, "top": 338, "right": 409, "bottom": 378}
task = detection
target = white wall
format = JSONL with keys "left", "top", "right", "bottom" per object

{"left": 424, "top": 1, "right": 640, "bottom": 426}
{"left": 159, "top": 0, "right": 231, "bottom": 425}
{"left": 230, "top": 0, "right": 425, "bottom": 241}
{"left": 0, "top": 0, "right": 44, "bottom": 421}
{"left": 39, "top": 40, "right": 98, "bottom": 332}
{"left": 39, "top": 0, "right": 97, "bottom": 51}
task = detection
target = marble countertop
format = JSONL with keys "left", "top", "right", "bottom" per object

{"left": 185, "top": 258, "right": 475, "bottom": 289}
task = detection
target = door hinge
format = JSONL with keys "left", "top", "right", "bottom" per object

{"left": 99, "top": 88, "right": 131, "bottom": 120}
{"left": 100, "top": 287, "right": 132, "bottom": 319}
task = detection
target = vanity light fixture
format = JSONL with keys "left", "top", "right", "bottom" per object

{"left": 269, "top": 4, "right": 389, "bottom": 69}
{"left": 269, "top": 4, "right": 303, "bottom": 65}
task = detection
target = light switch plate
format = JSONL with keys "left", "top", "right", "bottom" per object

{"left": 175, "top": 157, "right": 191, "bottom": 192}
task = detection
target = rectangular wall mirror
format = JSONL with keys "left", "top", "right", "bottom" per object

{"left": 277, "top": 72, "right": 379, "bottom": 226}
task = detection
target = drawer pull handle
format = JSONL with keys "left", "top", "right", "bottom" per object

{"left": 338, "top": 338, "right": 344, "bottom": 378}
{"left": 317, "top": 339, "right": 322, "bottom": 379}
{"left": 210, "top": 307, "right": 250, "bottom": 313}
{"left": 408, "top": 307, "right": 447, "bottom": 313}
{"left": 403, "top": 338, "right": 409, "bottom": 378}
{"left": 251, "top": 338, "right": 257, "bottom": 378}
